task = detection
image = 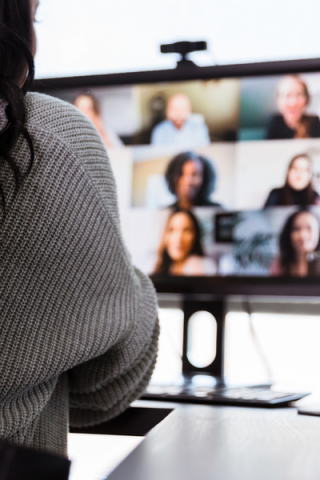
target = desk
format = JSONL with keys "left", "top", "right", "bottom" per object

{"left": 107, "top": 404, "right": 320, "bottom": 480}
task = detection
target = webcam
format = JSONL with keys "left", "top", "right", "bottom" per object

{"left": 160, "top": 41, "right": 207, "bottom": 68}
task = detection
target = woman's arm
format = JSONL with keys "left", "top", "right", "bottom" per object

{"left": 0, "top": 93, "right": 159, "bottom": 434}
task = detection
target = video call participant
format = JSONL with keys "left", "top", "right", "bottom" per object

{"left": 73, "top": 93, "right": 123, "bottom": 147}
{"left": 165, "top": 152, "right": 220, "bottom": 210}
{"left": 151, "top": 93, "right": 210, "bottom": 147}
{"left": 266, "top": 75, "right": 320, "bottom": 139}
{"left": 270, "top": 209, "right": 320, "bottom": 276}
{"left": 265, "top": 154, "right": 319, "bottom": 207}
{"left": 153, "top": 210, "right": 217, "bottom": 276}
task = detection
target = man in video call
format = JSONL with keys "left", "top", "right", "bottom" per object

{"left": 151, "top": 93, "right": 210, "bottom": 147}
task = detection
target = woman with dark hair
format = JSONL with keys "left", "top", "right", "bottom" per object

{"left": 270, "top": 209, "right": 320, "bottom": 276}
{"left": 165, "top": 151, "right": 220, "bottom": 210}
{"left": 265, "top": 154, "right": 319, "bottom": 207}
{"left": 73, "top": 93, "right": 123, "bottom": 147}
{"left": 266, "top": 75, "right": 320, "bottom": 139}
{"left": 153, "top": 210, "right": 217, "bottom": 275}
{"left": 0, "top": 0, "right": 158, "bottom": 456}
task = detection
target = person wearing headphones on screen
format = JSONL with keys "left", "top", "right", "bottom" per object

{"left": 266, "top": 75, "right": 320, "bottom": 139}
{"left": 265, "top": 154, "right": 320, "bottom": 207}
{"left": 151, "top": 93, "right": 211, "bottom": 147}
{"left": 0, "top": 0, "right": 159, "bottom": 457}
{"left": 164, "top": 152, "right": 221, "bottom": 210}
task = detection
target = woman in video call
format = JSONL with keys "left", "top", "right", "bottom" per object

{"left": 73, "top": 93, "right": 123, "bottom": 147}
{"left": 266, "top": 75, "right": 320, "bottom": 139}
{"left": 165, "top": 152, "right": 220, "bottom": 210}
{"left": 153, "top": 210, "right": 217, "bottom": 276}
{"left": 0, "top": 0, "right": 158, "bottom": 456}
{"left": 264, "top": 154, "right": 319, "bottom": 207}
{"left": 271, "top": 209, "right": 320, "bottom": 276}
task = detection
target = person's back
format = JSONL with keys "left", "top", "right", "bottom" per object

{"left": 0, "top": 0, "right": 159, "bottom": 457}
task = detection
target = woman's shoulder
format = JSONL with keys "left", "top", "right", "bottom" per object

{"left": 269, "top": 187, "right": 283, "bottom": 195}
{"left": 26, "top": 92, "right": 87, "bottom": 126}
{"left": 264, "top": 187, "right": 283, "bottom": 207}
{"left": 266, "top": 114, "right": 293, "bottom": 139}
{"left": 267, "top": 114, "right": 286, "bottom": 128}
{"left": 24, "top": 93, "right": 116, "bottom": 211}
{"left": 268, "top": 114, "right": 283, "bottom": 123}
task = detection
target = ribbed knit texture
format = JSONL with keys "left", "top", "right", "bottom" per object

{"left": 0, "top": 93, "right": 159, "bottom": 457}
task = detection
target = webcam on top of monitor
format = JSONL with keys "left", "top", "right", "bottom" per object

{"left": 160, "top": 40, "right": 207, "bottom": 68}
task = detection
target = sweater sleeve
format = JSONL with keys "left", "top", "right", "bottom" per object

{"left": 0, "top": 94, "right": 159, "bottom": 435}
{"left": 63, "top": 109, "right": 160, "bottom": 427}
{"left": 69, "top": 268, "right": 159, "bottom": 427}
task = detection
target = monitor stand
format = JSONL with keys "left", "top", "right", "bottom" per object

{"left": 144, "top": 297, "right": 310, "bottom": 406}
{"left": 182, "top": 298, "right": 226, "bottom": 385}
{"left": 180, "top": 298, "right": 272, "bottom": 390}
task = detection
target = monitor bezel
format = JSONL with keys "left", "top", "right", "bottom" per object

{"left": 33, "top": 57, "right": 320, "bottom": 297}
{"left": 33, "top": 57, "right": 320, "bottom": 91}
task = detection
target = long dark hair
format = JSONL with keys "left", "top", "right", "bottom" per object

{"left": 0, "top": 0, "right": 35, "bottom": 216}
{"left": 281, "top": 154, "right": 315, "bottom": 205}
{"left": 153, "top": 209, "right": 204, "bottom": 275}
{"left": 279, "top": 208, "right": 320, "bottom": 274}
{"left": 165, "top": 152, "right": 216, "bottom": 206}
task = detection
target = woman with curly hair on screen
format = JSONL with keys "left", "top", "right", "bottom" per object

{"left": 165, "top": 151, "right": 221, "bottom": 210}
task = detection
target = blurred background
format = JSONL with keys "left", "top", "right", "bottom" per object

{"left": 35, "top": 0, "right": 320, "bottom": 78}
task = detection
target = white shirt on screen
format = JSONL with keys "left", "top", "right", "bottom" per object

{"left": 151, "top": 115, "right": 210, "bottom": 147}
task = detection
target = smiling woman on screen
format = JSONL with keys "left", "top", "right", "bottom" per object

{"left": 266, "top": 75, "right": 320, "bottom": 139}
{"left": 0, "top": 0, "right": 158, "bottom": 457}
{"left": 270, "top": 209, "right": 320, "bottom": 276}
{"left": 265, "top": 154, "right": 320, "bottom": 207}
{"left": 153, "top": 210, "right": 217, "bottom": 276}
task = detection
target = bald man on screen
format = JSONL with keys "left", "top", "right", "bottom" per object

{"left": 151, "top": 93, "right": 210, "bottom": 147}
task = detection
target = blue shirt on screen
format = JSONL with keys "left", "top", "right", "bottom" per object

{"left": 151, "top": 117, "right": 211, "bottom": 147}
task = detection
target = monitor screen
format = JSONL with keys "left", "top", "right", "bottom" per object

{"left": 39, "top": 67, "right": 320, "bottom": 290}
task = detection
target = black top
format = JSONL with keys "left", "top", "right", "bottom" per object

{"left": 265, "top": 186, "right": 319, "bottom": 207}
{"left": 266, "top": 114, "right": 320, "bottom": 139}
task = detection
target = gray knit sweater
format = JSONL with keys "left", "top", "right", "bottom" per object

{"left": 0, "top": 92, "right": 159, "bottom": 457}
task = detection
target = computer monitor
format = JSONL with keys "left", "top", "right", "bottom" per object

{"left": 33, "top": 57, "right": 320, "bottom": 298}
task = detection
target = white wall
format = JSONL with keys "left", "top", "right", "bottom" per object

{"left": 35, "top": 0, "right": 320, "bottom": 79}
